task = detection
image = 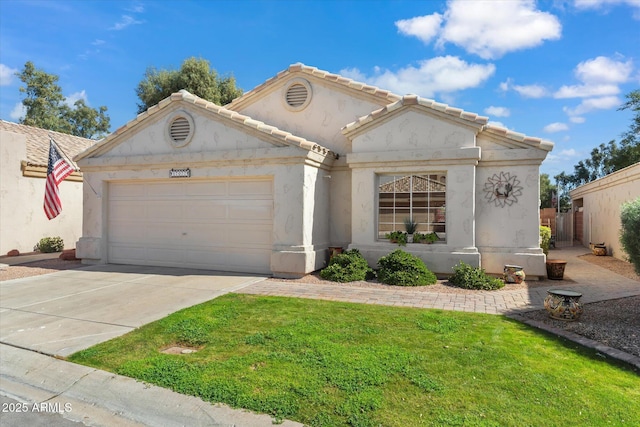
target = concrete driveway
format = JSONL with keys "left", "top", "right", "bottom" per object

{"left": 0, "top": 264, "right": 266, "bottom": 356}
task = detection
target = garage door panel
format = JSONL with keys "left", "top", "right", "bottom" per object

{"left": 186, "top": 181, "right": 228, "bottom": 196}
{"left": 110, "top": 183, "right": 145, "bottom": 199}
{"left": 109, "top": 201, "right": 145, "bottom": 219}
{"left": 229, "top": 180, "right": 272, "bottom": 196}
{"left": 228, "top": 202, "right": 272, "bottom": 220}
{"left": 108, "top": 179, "right": 273, "bottom": 274}
{"left": 146, "top": 182, "right": 184, "bottom": 198}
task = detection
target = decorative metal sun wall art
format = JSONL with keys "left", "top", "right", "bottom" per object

{"left": 483, "top": 172, "right": 523, "bottom": 207}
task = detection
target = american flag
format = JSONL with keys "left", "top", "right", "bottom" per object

{"left": 44, "top": 139, "right": 75, "bottom": 220}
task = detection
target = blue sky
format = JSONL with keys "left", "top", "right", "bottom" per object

{"left": 1, "top": 0, "right": 639, "bottom": 179}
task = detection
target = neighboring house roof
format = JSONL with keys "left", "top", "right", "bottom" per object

{"left": 0, "top": 120, "right": 96, "bottom": 169}
{"left": 76, "top": 90, "right": 336, "bottom": 162}
{"left": 226, "top": 63, "right": 402, "bottom": 111}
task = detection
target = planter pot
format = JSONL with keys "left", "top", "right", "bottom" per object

{"left": 592, "top": 245, "right": 606, "bottom": 256}
{"left": 546, "top": 260, "right": 567, "bottom": 280}
{"left": 544, "top": 289, "right": 583, "bottom": 321}
{"left": 503, "top": 265, "right": 525, "bottom": 284}
{"left": 407, "top": 234, "right": 414, "bottom": 243}
{"left": 328, "top": 246, "right": 343, "bottom": 260}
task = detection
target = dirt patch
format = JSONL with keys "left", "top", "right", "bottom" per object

{"left": 0, "top": 259, "right": 83, "bottom": 281}
{"left": 578, "top": 254, "right": 640, "bottom": 282}
{"left": 160, "top": 345, "right": 199, "bottom": 355}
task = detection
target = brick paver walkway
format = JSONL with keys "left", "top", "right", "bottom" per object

{"left": 239, "top": 246, "right": 640, "bottom": 315}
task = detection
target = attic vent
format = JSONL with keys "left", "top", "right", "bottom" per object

{"left": 283, "top": 78, "right": 312, "bottom": 111}
{"left": 286, "top": 84, "right": 308, "bottom": 107}
{"left": 170, "top": 117, "right": 190, "bottom": 142}
{"left": 165, "top": 111, "right": 195, "bottom": 148}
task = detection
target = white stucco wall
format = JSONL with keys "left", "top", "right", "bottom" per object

{"left": 235, "top": 76, "right": 387, "bottom": 250}
{"left": 570, "top": 163, "right": 640, "bottom": 260}
{"left": 76, "top": 104, "right": 333, "bottom": 277}
{"left": 0, "top": 130, "right": 83, "bottom": 254}
{"left": 346, "top": 109, "right": 483, "bottom": 275}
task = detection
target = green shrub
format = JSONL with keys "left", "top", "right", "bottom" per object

{"left": 377, "top": 250, "right": 437, "bottom": 286}
{"left": 539, "top": 226, "right": 551, "bottom": 256}
{"left": 620, "top": 197, "right": 640, "bottom": 275}
{"left": 448, "top": 261, "right": 504, "bottom": 290}
{"left": 320, "top": 249, "right": 374, "bottom": 282}
{"left": 36, "top": 236, "right": 64, "bottom": 253}
{"left": 385, "top": 231, "right": 407, "bottom": 246}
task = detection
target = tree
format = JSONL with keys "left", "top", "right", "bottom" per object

{"left": 620, "top": 197, "right": 640, "bottom": 275}
{"left": 135, "top": 57, "right": 243, "bottom": 114}
{"left": 17, "top": 61, "right": 110, "bottom": 139}
{"left": 539, "top": 173, "right": 553, "bottom": 208}
{"left": 555, "top": 89, "right": 640, "bottom": 191}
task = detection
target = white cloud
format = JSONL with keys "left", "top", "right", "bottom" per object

{"left": 109, "top": 15, "right": 143, "bottom": 30}
{"left": 574, "top": 0, "right": 640, "bottom": 11}
{"left": 575, "top": 56, "right": 633, "bottom": 83}
{"left": 570, "top": 116, "right": 586, "bottom": 123}
{"left": 563, "top": 95, "right": 621, "bottom": 116}
{"left": 395, "top": 14, "right": 443, "bottom": 44}
{"left": 544, "top": 122, "right": 569, "bottom": 133}
{"left": 554, "top": 83, "right": 620, "bottom": 98}
{"left": 397, "top": 0, "right": 562, "bottom": 59}
{"left": 560, "top": 148, "right": 577, "bottom": 156}
{"left": 484, "top": 106, "right": 510, "bottom": 117}
{"left": 0, "top": 64, "right": 18, "bottom": 86}
{"left": 91, "top": 39, "right": 105, "bottom": 46}
{"left": 10, "top": 102, "right": 25, "bottom": 120}
{"left": 499, "top": 79, "right": 550, "bottom": 98}
{"left": 65, "top": 90, "right": 88, "bottom": 107}
{"left": 341, "top": 56, "right": 495, "bottom": 97}
{"left": 554, "top": 56, "right": 633, "bottom": 98}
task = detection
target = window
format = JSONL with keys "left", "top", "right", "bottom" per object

{"left": 378, "top": 174, "right": 446, "bottom": 241}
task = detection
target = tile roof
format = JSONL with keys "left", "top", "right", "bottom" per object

{"left": 0, "top": 120, "right": 97, "bottom": 168}
{"left": 226, "top": 63, "right": 402, "bottom": 111}
{"left": 482, "top": 124, "right": 554, "bottom": 151}
{"left": 341, "top": 94, "right": 489, "bottom": 135}
{"left": 75, "top": 90, "right": 336, "bottom": 161}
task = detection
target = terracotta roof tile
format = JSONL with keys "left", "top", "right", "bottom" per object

{"left": 342, "top": 95, "right": 489, "bottom": 135}
{"left": 0, "top": 120, "right": 97, "bottom": 168}
{"left": 226, "top": 63, "right": 402, "bottom": 111}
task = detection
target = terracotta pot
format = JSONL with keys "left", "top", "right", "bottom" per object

{"left": 328, "top": 247, "right": 343, "bottom": 260}
{"left": 546, "top": 260, "right": 567, "bottom": 280}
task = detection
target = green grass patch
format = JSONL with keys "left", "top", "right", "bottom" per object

{"left": 69, "top": 294, "right": 640, "bottom": 426}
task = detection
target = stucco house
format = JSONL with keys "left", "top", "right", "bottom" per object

{"left": 0, "top": 121, "right": 95, "bottom": 254}
{"left": 75, "top": 64, "right": 553, "bottom": 278}
{"left": 571, "top": 162, "right": 640, "bottom": 260}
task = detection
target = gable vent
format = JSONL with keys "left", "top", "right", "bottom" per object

{"left": 170, "top": 117, "right": 191, "bottom": 142}
{"left": 283, "top": 78, "right": 312, "bottom": 111}
{"left": 286, "top": 84, "right": 308, "bottom": 107}
{"left": 165, "top": 111, "right": 195, "bottom": 148}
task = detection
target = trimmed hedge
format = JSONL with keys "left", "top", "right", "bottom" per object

{"left": 540, "top": 226, "right": 552, "bottom": 256}
{"left": 320, "top": 249, "right": 374, "bottom": 282}
{"left": 377, "top": 250, "right": 437, "bottom": 286}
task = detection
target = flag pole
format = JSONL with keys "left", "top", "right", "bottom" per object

{"left": 48, "top": 134, "right": 79, "bottom": 172}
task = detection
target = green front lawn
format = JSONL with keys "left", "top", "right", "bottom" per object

{"left": 69, "top": 294, "right": 640, "bottom": 426}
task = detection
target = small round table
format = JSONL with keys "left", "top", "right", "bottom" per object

{"left": 544, "top": 289, "right": 583, "bottom": 321}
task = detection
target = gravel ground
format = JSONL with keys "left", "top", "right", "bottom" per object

{"left": 0, "top": 258, "right": 83, "bottom": 281}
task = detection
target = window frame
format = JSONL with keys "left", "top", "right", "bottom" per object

{"left": 376, "top": 173, "right": 447, "bottom": 243}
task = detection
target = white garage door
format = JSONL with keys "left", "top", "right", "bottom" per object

{"left": 108, "top": 179, "right": 273, "bottom": 274}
